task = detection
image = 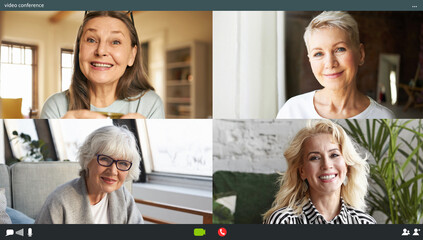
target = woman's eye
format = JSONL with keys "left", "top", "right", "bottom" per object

{"left": 87, "top": 38, "right": 96, "bottom": 43}
{"left": 112, "top": 40, "right": 121, "bottom": 45}
{"left": 313, "top": 52, "right": 323, "bottom": 57}
{"left": 335, "top": 47, "right": 346, "bottom": 53}
{"left": 310, "top": 156, "right": 319, "bottom": 161}
{"left": 330, "top": 153, "right": 339, "bottom": 158}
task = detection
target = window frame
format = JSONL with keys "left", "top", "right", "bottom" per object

{"left": 60, "top": 48, "right": 74, "bottom": 92}
{"left": 1, "top": 41, "right": 38, "bottom": 115}
{"left": 136, "top": 119, "right": 212, "bottom": 190}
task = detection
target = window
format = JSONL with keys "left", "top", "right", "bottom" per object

{"left": 61, "top": 49, "right": 74, "bottom": 92}
{"left": 138, "top": 119, "right": 212, "bottom": 177}
{"left": 4, "top": 119, "right": 39, "bottom": 161}
{"left": 49, "top": 119, "right": 113, "bottom": 161}
{"left": 0, "top": 42, "right": 38, "bottom": 116}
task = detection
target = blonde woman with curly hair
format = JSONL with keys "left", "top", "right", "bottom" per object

{"left": 264, "top": 120, "right": 375, "bottom": 224}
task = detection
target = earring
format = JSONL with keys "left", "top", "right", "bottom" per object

{"left": 359, "top": 60, "right": 364, "bottom": 66}
{"left": 343, "top": 176, "right": 348, "bottom": 186}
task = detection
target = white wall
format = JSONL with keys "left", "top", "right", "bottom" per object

{"left": 213, "top": 119, "right": 307, "bottom": 173}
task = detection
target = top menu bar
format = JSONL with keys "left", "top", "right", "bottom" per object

{"left": 0, "top": 0, "right": 422, "bottom": 11}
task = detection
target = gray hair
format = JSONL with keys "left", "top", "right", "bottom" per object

{"left": 303, "top": 11, "right": 360, "bottom": 51}
{"left": 78, "top": 125, "right": 141, "bottom": 181}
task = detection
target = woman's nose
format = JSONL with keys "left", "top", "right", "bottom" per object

{"left": 320, "top": 157, "right": 333, "bottom": 170}
{"left": 95, "top": 41, "right": 108, "bottom": 56}
{"left": 324, "top": 54, "right": 338, "bottom": 69}
{"left": 107, "top": 162, "right": 119, "bottom": 174}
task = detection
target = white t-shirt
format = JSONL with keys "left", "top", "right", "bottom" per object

{"left": 90, "top": 194, "right": 110, "bottom": 224}
{"left": 276, "top": 90, "right": 395, "bottom": 119}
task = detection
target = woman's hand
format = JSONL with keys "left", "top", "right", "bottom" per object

{"left": 62, "top": 110, "right": 107, "bottom": 119}
{"left": 120, "top": 113, "right": 146, "bottom": 119}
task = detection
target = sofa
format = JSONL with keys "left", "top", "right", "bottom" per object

{"left": 213, "top": 171, "right": 280, "bottom": 224}
{"left": 0, "top": 162, "right": 81, "bottom": 222}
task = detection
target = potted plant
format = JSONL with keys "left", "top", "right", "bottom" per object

{"left": 7, "top": 131, "right": 49, "bottom": 165}
{"left": 344, "top": 119, "right": 423, "bottom": 224}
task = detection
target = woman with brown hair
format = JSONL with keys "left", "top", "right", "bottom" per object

{"left": 41, "top": 11, "right": 164, "bottom": 119}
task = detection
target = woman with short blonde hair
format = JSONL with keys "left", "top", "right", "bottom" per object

{"left": 277, "top": 11, "right": 394, "bottom": 119}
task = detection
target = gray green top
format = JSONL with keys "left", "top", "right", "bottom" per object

{"left": 40, "top": 90, "right": 164, "bottom": 119}
{"left": 35, "top": 176, "right": 143, "bottom": 224}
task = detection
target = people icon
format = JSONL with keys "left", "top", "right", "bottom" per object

{"left": 413, "top": 228, "right": 420, "bottom": 236}
{"left": 402, "top": 228, "right": 410, "bottom": 236}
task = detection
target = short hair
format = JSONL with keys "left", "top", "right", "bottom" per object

{"left": 263, "top": 119, "right": 369, "bottom": 221}
{"left": 303, "top": 11, "right": 360, "bottom": 52}
{"left": 67, "top": 11, "right": 154, "bottom": 110}
{"left": 78, "top": 125, "right": 141, "bottom": 181}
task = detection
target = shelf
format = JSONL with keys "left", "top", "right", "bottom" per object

{"left": 167, "top": 62, "right": 191, "bottom": 69}
{"left": 165, "top": 41, "right": 209, "bottom": 118}
{"left": 167, "top": 98, "right": 191, "bottom": 104}
{"left": 166, "top": 114, "right": 192, "bottom": 119}
{"left": 167, "top": 80, "right": 192, "bottom": 86}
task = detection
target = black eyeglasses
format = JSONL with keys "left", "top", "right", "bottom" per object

{"left": 96, "top": 154, "right": 132, "bottom": 171}
{"left": 84, "top": 11, "right": 134, "bottom": 26}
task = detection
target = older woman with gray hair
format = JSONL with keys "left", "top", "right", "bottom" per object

{"left": 35, "top": 125, "right": 143, "bottom": 224}
{"left": 277, "top": 11, "right": 394, "bottom": 119}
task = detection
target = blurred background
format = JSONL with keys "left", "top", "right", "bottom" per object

{"left": 0, "top": 11, "right": 212, "bottom": 118}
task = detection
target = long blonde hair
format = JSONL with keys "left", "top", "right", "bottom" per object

{"left": 263, "top": 120, "right": 369, "bottom": 221}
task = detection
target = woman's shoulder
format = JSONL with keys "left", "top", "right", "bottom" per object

{"left": 276, "top": 91, "right": 318, "bottom": 119}
{"left": 136, "top": 90, "right": 165, "bottom": 118}
{"left": 44, "top": 178, "right": 80, "bottom": 204}
{"left": 142, "top": 89, "right": 161, "bottom": 100}
{"left": 361, "top": 97, "right": 395, "bottom": 119}
{"left": 45, "top": 91, "right": 68, "bottom": 104}
{"left": 127, "top": 90, "right": 161, "bottom": 101}
{"left": 265, "top": 207, "right": 298, "bottom": 224}
{"left": 40, "top": 91, "right": 69, "bottom": 119}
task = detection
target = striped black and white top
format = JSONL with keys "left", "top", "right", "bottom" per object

{"left": 265, "top": 198, "right": 376, "bottom": 224}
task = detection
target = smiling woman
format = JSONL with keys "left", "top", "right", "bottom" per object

{"left": 35, "top": 125, "right": 143, "bottom": 224}
{"left": 263, "top": 120, "right": 375, "bottom": 224}
{"left": 276, "top": 11, "right": 394, "bottom": 119}
{"left": 40, "top": 11, "right": 164, "bottom": 119}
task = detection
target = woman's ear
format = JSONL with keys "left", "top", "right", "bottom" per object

{"left": 128, "top": 45, "right": 137, "bottom": 67}
{"left": 299, "top": 166, "right": 306, "bottom": 180}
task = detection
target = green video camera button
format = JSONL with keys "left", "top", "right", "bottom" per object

{"left": 194, "top": 228, "right": 206, "bottom": 236}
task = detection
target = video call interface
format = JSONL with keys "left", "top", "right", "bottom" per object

{"left": 0, "top": 1, "right": 422, "bottom": 239}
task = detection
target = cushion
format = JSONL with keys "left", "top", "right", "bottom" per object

{"left": 213, "top": 193, "right": 236, "bottom": 224}
{"left": 10, "top": 162, "right": 80, "bottom": 219}
{"left": 213, "top": 171, "right": 280, "bottom": 223}
{"left": 6, "top": 207, "right": 34, "bottom": 224}
{"left": 0, "top": 164, "right": 11, "bottom": 207}
{"left": 0, "top": 188, "right": 12, "bottom": 224}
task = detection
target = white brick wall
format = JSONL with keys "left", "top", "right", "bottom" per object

{"left": 213, "top": 119, "right": 308, "bottom": 173}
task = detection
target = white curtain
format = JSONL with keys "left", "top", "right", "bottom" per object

{"left": 213, "top": 11, "right": 285, "bottom": 119}
{"left": 0, "top": 120, "right": 3, "bottom": 164}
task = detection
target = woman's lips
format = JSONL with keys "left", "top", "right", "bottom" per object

{"left": 318, "top": 174, "right": 337, "bottom": 182}
{"left": 101, "top": 177, "right": 117, "bottom": 184}
{"left": 90, "top": 62, "right": 113, "bottom": 70}
{"left": 324, "top": 71, "right": 344, "bottom": 79}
